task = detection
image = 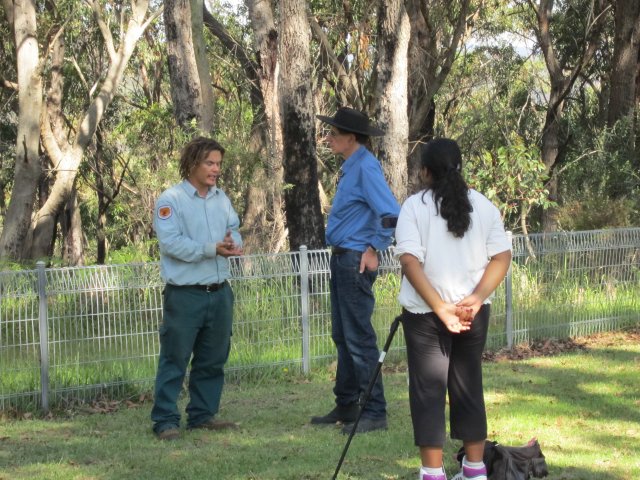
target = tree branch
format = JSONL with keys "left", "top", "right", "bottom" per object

{"left": 532, "top": 0, "right": 563, "bottom": 80}
{"left": 40, "top": 110, "right": 66, "bottom": 170}
{"left": 202, "top": 6, "right": 257, "bottom": 76}
{"left": 140, "top": 2, "right": 163, "bottom": 31}
{"left": 309, "top": 15, "right": 360, "bottom": 108}
{"left": 1, "top": 77, "right": 18, "bottom": 91}
{"left": 85, "top": 0, "right": 117, "bottom": 62}
{"left": 434, "top": 0, "right": 473, "bottom": 91}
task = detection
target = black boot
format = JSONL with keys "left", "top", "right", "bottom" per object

{"left": 310, "top": 404, "right": 359, "bottom": 424}
{"left": 341, "top": 416, "right": 387, "bottom": 434}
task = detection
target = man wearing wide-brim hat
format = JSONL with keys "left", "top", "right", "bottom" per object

{"left": 310, "top": 107, "right": 400, "bottom": 434}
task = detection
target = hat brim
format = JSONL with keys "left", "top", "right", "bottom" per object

{"left": 316, "top": 115, "right": 384, "bottom": 137}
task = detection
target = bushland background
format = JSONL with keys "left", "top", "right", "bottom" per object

{"left": 1, "top": 0, "right": 639, "bottom": 267}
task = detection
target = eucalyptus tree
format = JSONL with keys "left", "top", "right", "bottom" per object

{"left": 203, "top": 0, "right": 286, "bottom": 253}
{"left": 370, "top": 0, "right": 410, "bottom": 201}
{"left": 279, "top": 0, "right": 325, "bottom": 249}
{"left": 0, "top": 0, "right": 43, "bottom": 261}
{"left": 607, "top": 0, "right": 640, "bottom": 127}
{"left": 521, "top": 0, "right": 610, "bottom": 230}
{"left": 405, "top": 0, "right": 479, "bottom": 191}
{"left": 165, "top": 0, "right": 215, "bottom": 132}
{"left": 243, "top": 0, "right": 286, "bottom": 252}
{"left": 0, "top": 0, "right": 162, "bottom": 262}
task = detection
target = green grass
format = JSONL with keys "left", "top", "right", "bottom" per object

{"left": 1, "top": 328, "right": 639, "bottom": 479}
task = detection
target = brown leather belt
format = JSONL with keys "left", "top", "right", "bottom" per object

{"left": 169, "top": 282, "right": 226, "bottom": 292}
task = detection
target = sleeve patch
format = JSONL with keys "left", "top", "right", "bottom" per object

{"left": 158, "top": 206, "right": 172, "bottom": 219}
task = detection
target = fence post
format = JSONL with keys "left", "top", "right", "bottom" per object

{"left": 505, "top": 231, "right": 513, "bottom": 349}
{"left": 36, "top": 261, "right": 50, "bottom": 412}
{"left": 299, "top": 245, "right": 310, "bottom": 374}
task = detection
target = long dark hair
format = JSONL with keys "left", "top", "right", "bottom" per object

{"left": 420, "top": 138, "right": 472, "bottom": 238}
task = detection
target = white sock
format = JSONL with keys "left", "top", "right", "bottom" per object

{"left": 462, "top": 456, "right": 485, "bottom": 469}
{"left": 420, "top": 465, "right": 445, "bottom": 477}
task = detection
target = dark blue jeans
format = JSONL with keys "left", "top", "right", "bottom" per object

{"left": 151, "top": 283, "right": 234, "bottom": 433}
{"left": 329, "top": 250, "right": 386, "bottom": 419}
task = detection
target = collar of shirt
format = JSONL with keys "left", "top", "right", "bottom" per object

{"left": 180, "top": 179, "right": 219, "bottom": 199}
{"left": 340, "top": 145, "right": 366, "bottom": 177}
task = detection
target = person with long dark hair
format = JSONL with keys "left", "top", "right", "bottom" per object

{"left": 395, "top": 138, "right": 512, "bottom": 479}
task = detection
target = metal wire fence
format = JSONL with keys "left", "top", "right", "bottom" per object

{"left": 1, "top": 228, "right": 638, "bottom": 412}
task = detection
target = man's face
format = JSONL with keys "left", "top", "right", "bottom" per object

{"left": 325, "top": 127, "right": 354, "bottom": 157}
{"left": 188, "top": 150, "right": 223, "bottom": 192}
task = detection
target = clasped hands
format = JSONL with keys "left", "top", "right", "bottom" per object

{"left": 435, "top": 293, "right": 483, "bottom": 334}
{"left": 216, "top": 230, "right": 243, "bottom": 257}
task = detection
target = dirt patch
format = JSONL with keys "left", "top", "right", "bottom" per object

{"left": 482, "top": 325, "right": 640, "bottom": 362}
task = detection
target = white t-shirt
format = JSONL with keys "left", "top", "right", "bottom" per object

{"left": 394, "top": 189, "right": 511, "bottom": 314}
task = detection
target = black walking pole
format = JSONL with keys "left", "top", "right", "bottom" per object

{"left": 331, "top": 315, "right": 402, "bottom": 480}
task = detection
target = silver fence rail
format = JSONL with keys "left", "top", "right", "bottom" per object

{"left": 1, "top": 228, "right": 639, "bottom": 412}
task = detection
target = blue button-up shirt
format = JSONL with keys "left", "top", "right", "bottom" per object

{"left": 153, "top": 180, "right": 242, "bottom": 285}
{"left": 326, "top": 146, "right": 400, "bottom": 251}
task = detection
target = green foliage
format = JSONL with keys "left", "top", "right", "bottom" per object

{"left": 106, "top": 240, "right": 159, "bottom": 264}
{"left": 556, "top": 196, "right": 636, "bottom": 231}
{"left": 439, "top": 42, "right": 551, "bottom": 233}
{"left": 0, "top": 5, "right": 17, "bottom": 211}
{"left": 75, "top": 101, "right": 182, "bottom": 261}
{"left": 557, "top": 113, "right": 640, "bottom": 230}
{"left": 440, "top": 24, "right": 546, "bottom": 147}
{"left": 543, "top": 0, "right": 613, "bottom": 79}
{"left": 0, "top": 0, "right": 636, "bottom": 265}
{"left": 464, "top": 136, "right": 554, "bottom": 230}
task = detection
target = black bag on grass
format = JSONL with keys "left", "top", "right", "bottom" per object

{"left": 456, "top": 438, "right": 548, "bottom": 480}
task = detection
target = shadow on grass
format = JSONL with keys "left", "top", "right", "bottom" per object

{"left": 1, "top": 339, "right": 638, "bottom": 480}
{"left": 480, "top": 344, "right": 639, "bottom": 480}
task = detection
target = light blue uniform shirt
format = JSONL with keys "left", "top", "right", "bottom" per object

{"left": 326, "top": 145, "right": 400, "bottom": 251}
{"left": 154, "top": 180, "right": 242, "bottom": 285}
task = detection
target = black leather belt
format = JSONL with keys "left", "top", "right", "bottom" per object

{"left": 331, "top": 246, "right": 358, "bottom": 255}
{"left": 169, "top": 282, "right": 226, "bottom": 292}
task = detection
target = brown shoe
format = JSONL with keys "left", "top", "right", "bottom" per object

{"left": 155, "top": 427, "right": 180, "bottom": 441}
{"left": 189, "top": 418, "right": 239, "bottom": 431}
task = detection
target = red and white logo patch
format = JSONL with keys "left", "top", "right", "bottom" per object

{"left": 157, "top": 206, "right": 172, "bottom": 219}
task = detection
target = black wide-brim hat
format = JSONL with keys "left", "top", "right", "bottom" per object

{"left": 317, "top": 107, "right": 384, "bottom": 137}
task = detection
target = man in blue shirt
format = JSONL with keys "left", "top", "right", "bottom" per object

{"left": 151, "top": 137, "right": 243, "bottom": 440}
{"left": 311, "top": 107, "right": 400, "bottom": 434}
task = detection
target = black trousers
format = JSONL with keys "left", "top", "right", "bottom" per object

{"left": 401, "top": 305, "right": 490, "bottom": 447}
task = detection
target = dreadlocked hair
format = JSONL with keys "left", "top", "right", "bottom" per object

{"left": 179, "top": 136, "right": 226, "bottom": 180}
{"left": 420, "top": 138, "right": 472, "bottom": 238}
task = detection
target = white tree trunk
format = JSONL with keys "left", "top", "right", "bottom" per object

{"left": 244, "top": 0, "right": 286, "bottom": 252}
{"left": 0, "top": 0, "right": 43, "bottom": 261}
{"left": 372, "top": 0, "right": 410, "bottom": 202}
{"left": 165, "top": 0, "right": 214, "bottom": 132}
{"left": 29, "top": 0, "right": 161, "bottom": 259}
{"left": 191, "top": 0, "right": 215, "bottom": 132}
